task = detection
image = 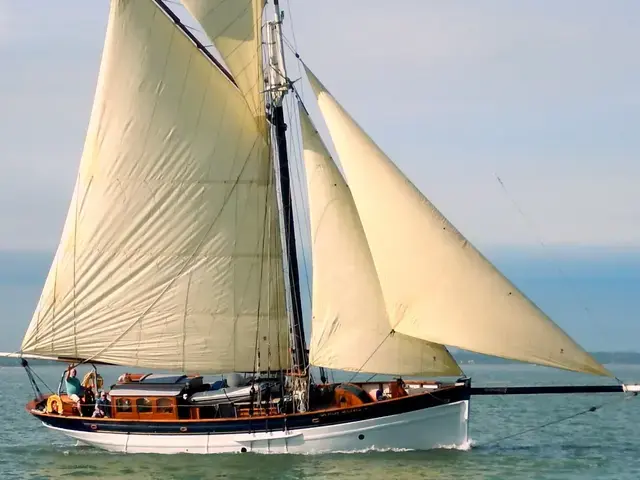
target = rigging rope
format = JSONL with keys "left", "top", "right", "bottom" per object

{"left": 493, "top": 173, "right": 596, "bottom": 320}
{"left": 481, "top": 391, "right": 638, "bottom": 447}
{"left": 345, "top": 330, "right": 395, "bottom": 383}
{"left": 21, "top": 359, "right": 55, "bottom": 399}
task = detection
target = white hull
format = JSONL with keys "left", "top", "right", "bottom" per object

{"left": 43, "top": 400, "right": 469, "bottom": 454}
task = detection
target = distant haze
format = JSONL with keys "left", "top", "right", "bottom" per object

{"left": 1, "top": 248, "right": 639, "bottom": 353}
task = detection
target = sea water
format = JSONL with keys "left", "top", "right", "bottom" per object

{"left": 1, "top": 363, "right": 639, "bottom": 480}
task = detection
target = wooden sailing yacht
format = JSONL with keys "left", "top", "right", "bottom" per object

{"left": 13, "top": 0, "right": 638, "bottom": 454}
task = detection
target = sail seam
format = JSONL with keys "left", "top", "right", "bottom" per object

{"left": 181, "top": 273, "right": 192, "bottom": 372}
{"left": 251, "top": 185, "right": 271, "bottom": 374}
{"left": 74, "top": 139, "right": 260, "bottom": 366}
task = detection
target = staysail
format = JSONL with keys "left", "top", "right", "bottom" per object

{"left": 300, "top": 107, "right": 461, "bottom": 376}
{"left": 304, "top": 66, "right": 611, "bottom": 377}
{"left": 20, "top": 0, "right": 289, "bottom": 373}
{"left": 181, "top": 0, "right": 266, "bottom": 124}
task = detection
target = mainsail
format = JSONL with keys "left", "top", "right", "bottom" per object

{"left": 304, "top": 66, "right": 611, "bottom": 377}
{"left": 300, "top": 107, "right": 461, "bottom": 376}
{"left": 20, "top": 0, "right": 289, "bottom": 373}
{"left": 181, "top": 0, "right": 266, "bottom": 124}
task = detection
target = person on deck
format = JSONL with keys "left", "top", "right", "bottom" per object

{"left": 389, "top": 378, "right": 408, "bottom": 398}
{"left": 93, "top": 391, "right": 110, "bottom": 418}
{"left": 65, "top": 367, "right": 84, "bottom": 415}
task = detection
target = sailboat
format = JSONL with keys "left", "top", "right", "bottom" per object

{"left": 12, "top": 0, "right": 638, "bottom": 454}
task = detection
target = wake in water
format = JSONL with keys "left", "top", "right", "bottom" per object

{"left": 436, "top": 438, "right": 475, "bottom": 451}
{"left": 297, "top": 438, "right": 475, "bottom": 455}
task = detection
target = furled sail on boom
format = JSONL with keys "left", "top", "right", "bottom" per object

{"left": 20, "top": 0, "right": 289, "bottom": 373}
{"left": 300, "top": 107, "right": 461, "bottom": 376}
{"left": 304, "top": 66, "right": 611, "bottom": 377}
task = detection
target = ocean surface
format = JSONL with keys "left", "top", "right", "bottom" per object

{"left": 1, "top": 363, "right": 639, "bottom": 480}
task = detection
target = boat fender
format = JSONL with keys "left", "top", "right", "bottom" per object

{"left": 46, "top": 395, "right": 63, "bottom": 415}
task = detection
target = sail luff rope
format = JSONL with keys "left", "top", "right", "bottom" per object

{"left": 285, "top": 94, "right": 322, "bottom": 382}
{"left": 284, "top": 95, "right": 313, "bottom": 302}
{"left": 290, "top": 97, "right": 354, "bottom": 384}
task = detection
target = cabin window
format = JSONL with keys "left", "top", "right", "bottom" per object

{"left": 115, "top": 398, "right": 132, "bottom": 413}
{"left": 156, "top": 398, "right": 174, "bottom": 414}
{"left": 136, "top": 397, "right": 152, "bottom": 414}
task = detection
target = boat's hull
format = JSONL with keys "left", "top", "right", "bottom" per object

{"left": 28, "top": 382, "right": 470, "bottom": 454}
{"left": 40, "top": 399, "right": 469, "bottom": 454}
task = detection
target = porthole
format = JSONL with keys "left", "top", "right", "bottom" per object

{"left": 358, "top": 434, "right": 364, "bottom": 440}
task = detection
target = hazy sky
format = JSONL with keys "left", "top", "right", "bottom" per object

{"left": 0, "top": 0, "right": 638, "bottom": 251}
{"left": 0, "top": 1, "right": 638, "bottom": 353}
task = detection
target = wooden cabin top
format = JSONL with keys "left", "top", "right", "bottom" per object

{"left": 34, "top": 373, "right": 450, "bottom": 422}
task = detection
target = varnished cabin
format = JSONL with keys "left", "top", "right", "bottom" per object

{"left": 106, "top": 374, "right": 206, "bottom": 420}
{"left": 103, "top": 373, "right": 283, "bottom": 420}
{"left": 67, "top": 372, "right": 445, "bottom": 420}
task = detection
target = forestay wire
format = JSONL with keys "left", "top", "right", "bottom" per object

{"left": 493, "top": 173, "right": 598, "bottom": 322}
{"left": 481, "top": 391, "right": 638, "bottom": 447}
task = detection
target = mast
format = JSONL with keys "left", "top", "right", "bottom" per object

{"left": 266, "top": 0, "right": 309, "bottom": 375}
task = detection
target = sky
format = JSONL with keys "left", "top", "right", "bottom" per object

{"left": 0, "top": 0, "right": 638, "bottom": 250}
{"left": 0, "top": 1, "right": 638, "bottom": 351}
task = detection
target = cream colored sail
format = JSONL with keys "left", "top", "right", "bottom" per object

{"left": 305, "top": 66, "right": 611, "bottom": 377}
{"left": 20, "top": 0, "right": 289, "bottom": 373}
{"left": 300, "top": 106, "right": 461, "bottom": 377}
{"left": 181, "top": 0, "right": 266, "bottom": 124}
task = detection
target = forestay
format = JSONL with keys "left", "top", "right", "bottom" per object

{"left": 21, "top": 0, "right": 289, "bottom": 373}
{"left": 300, "top": 107, "right": 461, "bottom": 377}
{"left": 305, "top": 66, "right": 611, "bottom": 377}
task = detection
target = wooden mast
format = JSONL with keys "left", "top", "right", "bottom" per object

{"left": 267, "top": 0, "right": 309, "bottom": 375}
